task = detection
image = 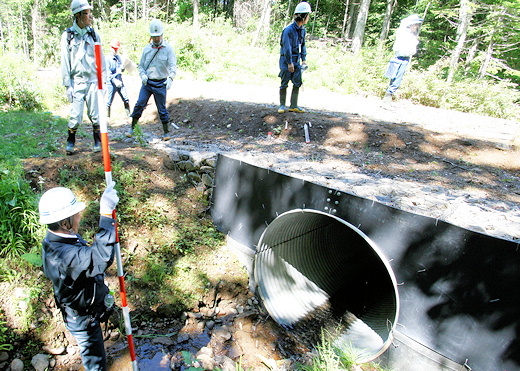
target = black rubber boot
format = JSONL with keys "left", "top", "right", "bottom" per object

{"left": 162, "top": 122, "right": 170, "bottom": 141}
{"left": 289, "top": 86, "right": 305, "bottom": 113}
{"left": 107, "top": 106, "right": 111, "bottom": 118}
{"left": 93, "top": 126, "right": 101, "bottom": 152}
{"left": 278, "top": 88, "right": 287, "bottom": 113}
{"left": 124, "top": 102, "right": 131, "bottom": 117}
{"left": 126, "top": 117, "right": 138, "bottom": 138}
{"left": 66, "top": 128, "right": 76, "bottom": 155}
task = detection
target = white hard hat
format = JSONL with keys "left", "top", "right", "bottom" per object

{"left": 294, "top": 1, "right": 312, "bottom": 14}
{"left": 39, "top": 187, "right": 86, "bottom": 224}
{"left": 71, "top": 0, "right": 92, "bottom": 15}
{"left": 401, "top": 14, "right": 423, "bottom": 26}
{"left": 150, "top": 19, "right": 164, "bottom": 37}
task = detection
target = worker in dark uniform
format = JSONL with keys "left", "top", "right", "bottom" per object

{"left": 39, "top": 182, "right": 119, "bottom": 370}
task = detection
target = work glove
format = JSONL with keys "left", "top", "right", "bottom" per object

{"left": 114, "top": 79, "right": 123, "bottom": 88}
{"left": 100, "top": 181, "right": 119, "bottom": 215}
{"left": 66, "top": 86, "right": 74, "bottom": 103}
{"left": 166, "top": 77, "right": 172, "bottom": 90}
{"left": 141, "top": 74, "right": 148, "bottom": 85}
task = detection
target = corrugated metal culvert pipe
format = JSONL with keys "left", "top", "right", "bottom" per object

{"left": 254, "top": 209, "right": 399, "bottom": 363}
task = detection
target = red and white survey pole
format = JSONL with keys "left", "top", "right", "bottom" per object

{"left": 94, "top": 42, "right": 138, "bottom": 371}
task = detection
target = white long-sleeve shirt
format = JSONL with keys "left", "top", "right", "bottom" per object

{"left": 138, "top": 41, "right": 177, "bottom": 81}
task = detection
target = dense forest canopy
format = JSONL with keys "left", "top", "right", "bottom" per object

{"left": 1, "top": 0, "right": 519, "bottom": 90}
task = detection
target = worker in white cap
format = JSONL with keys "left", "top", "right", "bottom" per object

{"left": 39, "top": 183, "right": 119, "bottom": 371}
{"left": 127, "top": 19, "right": 177, "bottom": 141}
{"left": 278, "top": 1, "right": 312, "bottom": 114}
{"left": 383, "top": 14, "right": 423, "bottom": 104}
{"left": 61, "top": 0, "right": 105, "bottom": 155}
{"left": 106, "top": 39, "right": 131, "bottom": 119}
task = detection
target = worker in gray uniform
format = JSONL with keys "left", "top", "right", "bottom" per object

{"left": 127, "top": 19, "right": 177, "bottom": 141}
{"left": 61, "top": 0, "right": 105, "bottom": 155}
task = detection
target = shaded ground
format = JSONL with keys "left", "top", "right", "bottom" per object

{"left": 18, "top": 76, "right": 520, "bottom": 370}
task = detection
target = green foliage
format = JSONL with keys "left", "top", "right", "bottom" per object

{"left": 400, "top": 59, "right": 520, "bottom": 120}
{"left": 0, "top": 314, "right": 14, "bottom": 351}
{"left": 21, "top": 253, "right": 43, "bottom": 267}
{"left": 181, "top": 350, "right": 204, "bottom": 370}
{"left": 172, "top": 24, "right": 210, "bottom": 73}
{"left": 0, "top": 54, "right": 44, "bottom": 111}
{"left": 296, "top": 330, "right": 392, "bottom": 371}
{"left": 0, "top": 111, "right": 65, "bottom": 160}
{"left": 0, "top": 162, "right": 45, "bottom": 258}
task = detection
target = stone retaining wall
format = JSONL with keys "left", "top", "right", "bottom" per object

{"left": 162, "top": 144, "right": 218, "bottom": 198}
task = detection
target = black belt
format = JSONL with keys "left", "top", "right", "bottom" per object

{"left": 149, "top": 78, "right": 166, "bottom": 82}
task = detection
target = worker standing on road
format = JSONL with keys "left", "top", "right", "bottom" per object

{"left": 39, "top": 183, "right": 119, "bottom": 371}
{"left": 278, "top": 1, "right": 311, "bottom": 114}
{"left": 61, "top": 0, "right": 105, "bottom": 155}
{"left": 127, "top": 19, "right": 177, "bottom": 141}
{"left": 106, "top": 39, "right": 131, "bottom": 120}
{"left": 383, "top": 14, "right": 423, "bottom": 104}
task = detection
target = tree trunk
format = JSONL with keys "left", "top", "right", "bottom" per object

{"left": 447, "top": 0, "right": 474, "bottom": 83}
{"left": 379, "top": 0, "right": 397, "bottom": 48}
{"left": 479, "top": 39, "right": 494, "bottom": 79}
{"left": 31, "top": 0, "right": 39, "bottom": 62}
{"left": 345, "top": 0, "right": 360, "bottom": 40}
{"left": 142, "top": 0, "right": 147, "bottom": 20}
{"left": 0, "top": 19, "right": 4, "bottom": 53}
{"left": 351, "top": 0, "right": 371, "bottom": 53}
{"left": 251, "top": 0, "right": 271, "bottom": 47}
{"left": 18, "top": 2, "right": 28, "bottom": 57}
{"left": 193, "top": 0, "right": 199, "bottom": 28}
{"left": 465, "top": 38, "right": 479, "bottom": 69}
{"left": 341, "top": 0, "right": 350, "bottom": 39}
{"left": 134, "top": 0, "right": 138, "bottom": 22}
{"left": 312, "top": 0, "right": 319, "bottom": 34}
{"left": 286, "top": 0, "right": 292, "bottom": 21}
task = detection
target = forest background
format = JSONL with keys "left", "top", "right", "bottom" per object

{"left": 0, "top": 0, "right": 519, "bottom": 120}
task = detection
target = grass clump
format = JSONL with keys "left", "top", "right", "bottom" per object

{"left": 0, "top": 161, "right": 45, "bottom": 258}
{"left": 0, "top": 54, "right": 44, "bottom": 111}
{"left": 297, "top": 330, "right": 392, "bottom": 371}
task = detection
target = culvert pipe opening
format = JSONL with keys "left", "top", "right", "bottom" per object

{"left": 254, "top": 209, "right": 399, "bottom": 363}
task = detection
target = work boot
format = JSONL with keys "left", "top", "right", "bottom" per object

{"left": 126, "top": 117, "right": 138, "bottom": 138}
{"left": 66, "top": 128, "right": 76, "bottom": 155}
{"left": 383, "top": 92, "right": 392, "bottom": 103}
{"left": 93, "top": 126, "right": 101, "bottom": 152}
{"left": 162, "top": 122, "right": 171, "bottom": 141}
{"left": 288, "top": 86, "right": 305, "bottom": 113}
{"left": 107, "top": 106, "right": 111, "bottom": 118}
{"left": 278, "top": 88, "right": 287, "bottom": 113}
{"left": 124, "top": 102, "right": 131, "bottom": 117}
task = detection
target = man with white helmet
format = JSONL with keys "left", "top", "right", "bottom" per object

{"left": 39, "top": 182, "right": 119, "bottom": 370}
{"left": 278, "top": 1, "right": 311, "bottom": 114}
{"left": 127, "top": 19, "right": 177, "bottom": 141}
{"left": 383, "top": 14, "right": 423, "bottom": 104}
{"left": 61, "top": 0, "right": 105, "bottom": 155}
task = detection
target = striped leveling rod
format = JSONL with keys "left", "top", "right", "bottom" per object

{"left": 94, "top": 42, "right": 138, "bottom": 371}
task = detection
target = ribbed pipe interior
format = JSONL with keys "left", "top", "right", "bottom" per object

{"left": 254, "top": 209, "right": 399, "bottom": 363}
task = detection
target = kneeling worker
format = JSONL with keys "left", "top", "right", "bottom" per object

{"left": 39, "top": 182, "right": 119, "bottom": 370}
